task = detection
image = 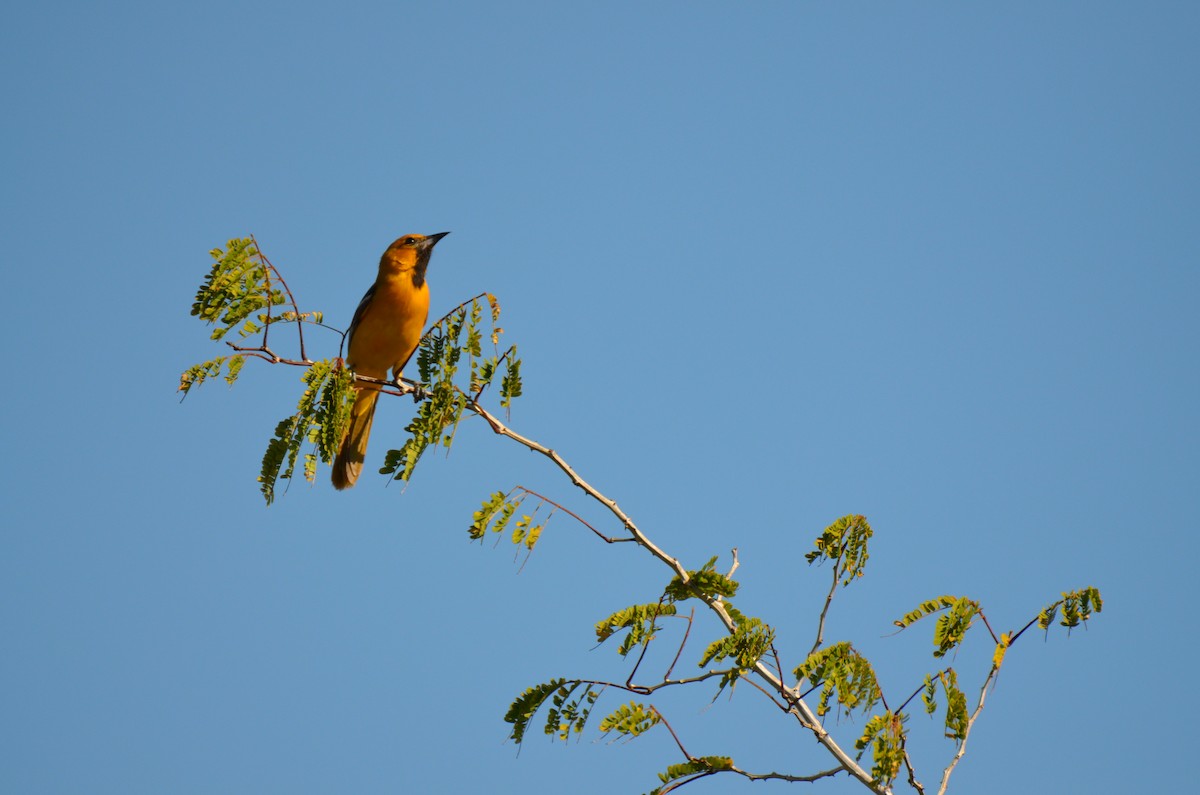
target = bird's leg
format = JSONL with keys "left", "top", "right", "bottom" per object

{"left": 391, "top": 372, "right": 428, "bottom": 402}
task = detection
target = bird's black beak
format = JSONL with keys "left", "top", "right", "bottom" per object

{"left": 422, "top": 231, "right": 450, "bottom": 249}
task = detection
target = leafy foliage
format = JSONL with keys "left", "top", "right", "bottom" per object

{"left": 922, "top": 670, "right": 969, "bottom": 742}
{"left": 893, "top": 595, "right": 960, "bottom": 629}
{"left": 466, "top": 488, "right": 549, "bottom": 552}
{"left": 646, "top": 756, "right": 735, "bottom": 795}
{"left": 505, "top": 679, "right": 566, "bottom": 744}
{"left": 895, "top": 595, "right": 981, "bottom": 658}
{"left": 1039, "top": 586, "right": 1104, "bottom": 632}
{"left": 794, "top": 641, "right": 882, "bottom": 719}
{"left": 855, "top": 712, "right": 907, "bottom": 787}
{"left": 504, "top": 679, "right": 603, "bottom": 745}
{"left": 178, "top": 354, "right": 246, "bottom": 396}
{"left": 598, "top": 701, "right": 660, "bottom": 738}
{"left": 382, "top": 294, "right": 521, "bottom": 483}
{"left": 992, "top": 632, "right": 1010, "bottom": 669}
{"left": 663, "top": 556, "right": 738, "bottom": 602}
{"left": 549, "top": 683, "right": 600, "bottom": 742}
{"left": 932, "top": 598, "right": 980, "bottom": 659}
{"left": 181, "top": 238, "right": 1109, "bottom": 794}
{"left": 805, "top": 514, "right": 873, "bottom": 586}
{"left": 258, "top": 360, "right": 354, "bottom": 504}
{"left": 596, "top": 602, "right": 679, "bottom": 658}
{"left": 469, "top": 490, "right": 520, "bottom": 540}
{"left": 698, "top": 611, "right": 775, "bottom": 694}
{"left": 190, "top": 237, "right": 286, "bottom": 341}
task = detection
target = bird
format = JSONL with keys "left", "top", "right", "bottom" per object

{"left": 331, "top": 231, "right": 449, "bottom": 490}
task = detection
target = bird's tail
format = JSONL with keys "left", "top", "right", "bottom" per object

{"left": 331, "top": 387, "right": 380, "bottom": 490}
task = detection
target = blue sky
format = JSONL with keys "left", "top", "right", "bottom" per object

{"left": 3, "top": 2, "right": 1196, "bottom": 793}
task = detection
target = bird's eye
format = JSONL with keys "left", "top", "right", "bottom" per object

{"left": 404, "top": 237, "right": 417, "bottom": 245}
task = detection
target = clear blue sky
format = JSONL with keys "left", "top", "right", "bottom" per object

{"left": 2, "top": 2, "right": 1196, "bottom": 793}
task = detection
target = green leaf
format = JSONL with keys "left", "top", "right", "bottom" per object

{"left": 178, "top": 355, "right": 242, "bottom": 396}
{"left": 190, "top": 238, "right": 285, "bottom": 342}
{"left": 893, "top": 595, "right": 959, "bottom": 629}
{"left": 855, "top": 711, "right": 907, "bottom": 787}
{"left": 664, "top": 557, "right": 738, "bottom": 602}
{"left": 794, "top": 641, "right": 881, "bottom": 718}
{"left": 504, "top": 679, "right": 565, "bottom": 745}
{"left": 386, "top": 294, "right": 521, "bottom": 482}
{"left": 931, "top": 597, "right": 980, "bottom": 658}
{"left": 805, "top": 514, "right": 873, "bottom": 586}
{"left": 595, "top": 603, "right": 678, "bottom": 657}
{"left": 469, "top": 490, "right": 510, "bottom": 539}
{"left": 699, "top": 612, "right": 775, "bottom": 694}
{"left": 655, "top": 756, "right": 734, "bottom": 786}
{"left": 1038, "top": 585, "right": 1103, "bottom": 634}
{"left": 937, "top": 669, "right": 968, "bottom": 742}
{"left": 598, "top": 701, "right": 660, "bottom": 737}
{"left": 921, "top": 673, "right": 937, "bottom": 715}
{"left": 257, "top": 359, "right": 354, "bottom": 504}
{"left": 1060, "top": 585, "right": 1104, "bottom": 629}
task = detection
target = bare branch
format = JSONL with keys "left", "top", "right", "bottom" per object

{"left": 902, "top": 748, "right": 927, "bottom": 795}
{"left": 737, "top": 671, "right": 790, "bottom": 712}
{"left": 513, "top": 485, "right": 635, "bottom": 544}
{"left": 810, "top": 552, "right": 841, "bottom": 657}
{"left": 664, "top": 607, "right": 695, "bottom": 680}
{"left": 733, "top": 765, "right": 846, "bottom": 784}
{"left": 626, "top": 598, "right": 669, "bottom": 687}
{"left": 651, "top": 707, "right": 691, "bottom": 760}
{"left": 976, "top": 609, "right": 1000, "bottom": 645}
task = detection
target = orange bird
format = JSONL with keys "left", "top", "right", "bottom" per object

{"left": 331, "top": 232, "right": 449, "bottom": 490}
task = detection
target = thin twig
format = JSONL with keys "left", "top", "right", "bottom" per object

{"left": 657, "top": 771, "right": 718, "bottom": 795}
{"left": 656, "top": 764, "right": 846, "bottom": 795}
{"left": 225, "top": 342, "right": 305, "bottom": 366}
{"left": 733, "top": 765, "right": 845, "bottom": 783}
{"left": 513, "top": 485, "right": 634, "bottom": 544}
{"left": 737, "top": 671, "right": 790, "bottom": 711}
{"left": 562, "top": 670, "right": 735, "bottom": 698}
{"left": 771, "top": 645, "right": 786, "bottom": 684}
{"left": 251, "top": 235, "right": 310, "bottom": 362}
{"left": 810, "top": 554, "right": 841, "bottom": 657}
{"left": 664, "top": 607, "right": 694, "bottom": 680}
{"left": 893, "top": 668, "right": 950, "bottom": 715}
{"left": 626, "top": 598, "right": 668, "bottom": 687}
{"left": 652, "top": 707, "right": 691, "bottom": 760}
{"left": 977, "top": 610, "right": 1000, "bottom": 645}
{"left": 1009, "top": 602, "right": 1059, "bottom": 645}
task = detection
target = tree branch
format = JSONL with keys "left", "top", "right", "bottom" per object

{"left": 208, "top": 336, "right": 890, "bottom": 793}
{"left": 466, "top": 398, "right": 892, "bottom": 794}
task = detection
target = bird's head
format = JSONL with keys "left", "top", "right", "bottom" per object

{"left": 381, "top": 231, "right": 449, "bottom": 286}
